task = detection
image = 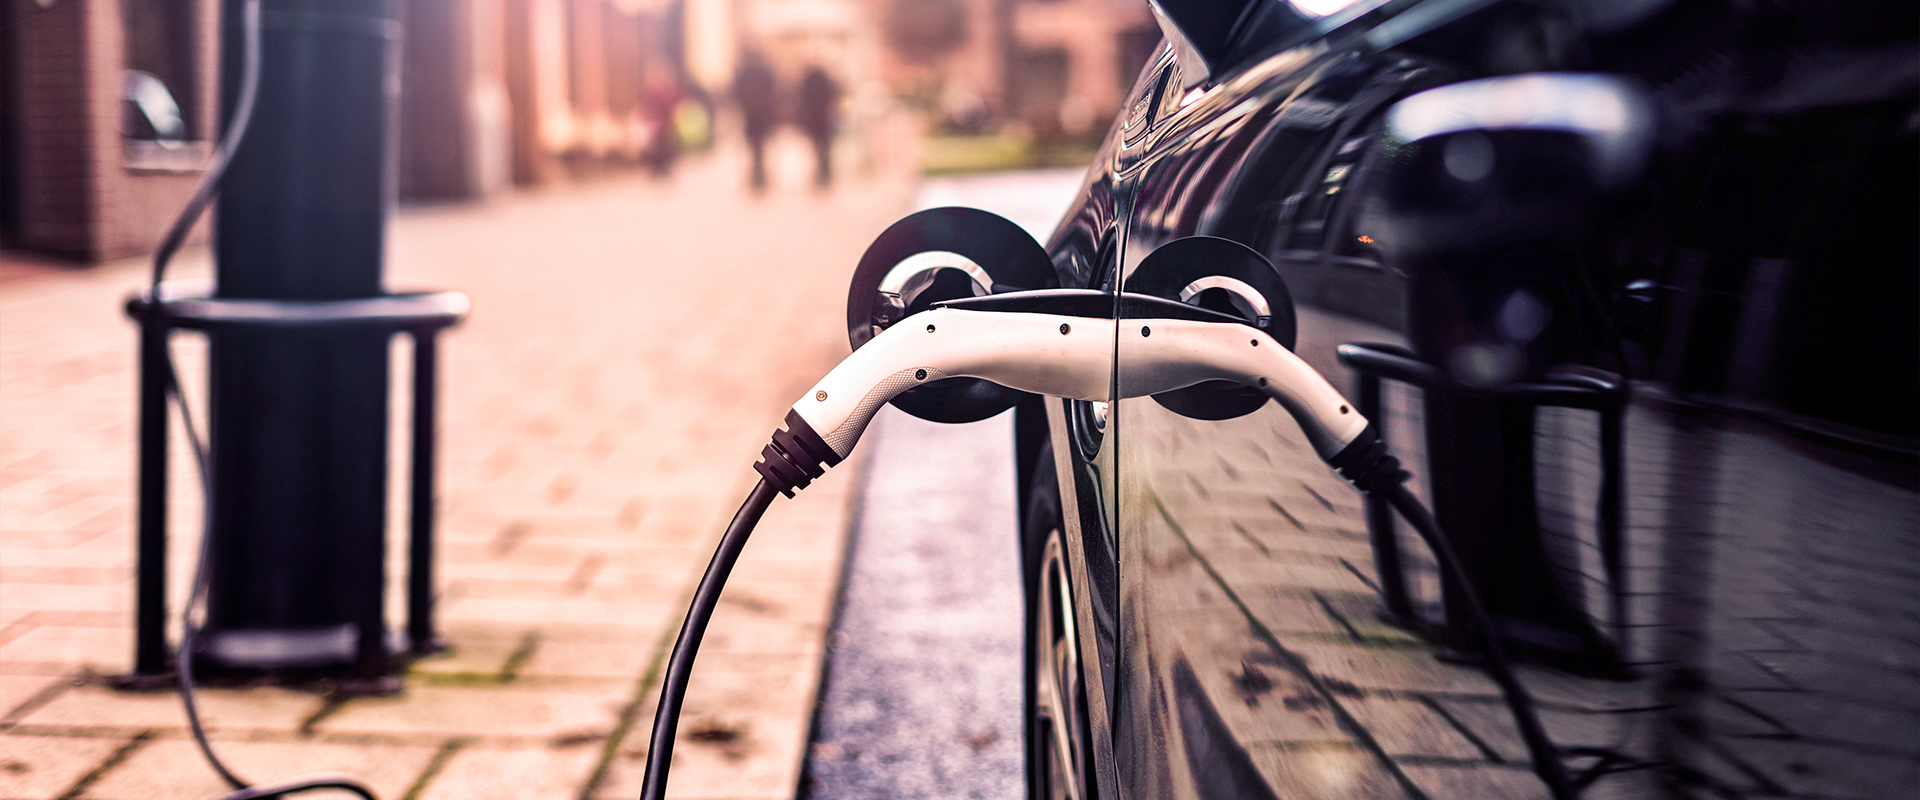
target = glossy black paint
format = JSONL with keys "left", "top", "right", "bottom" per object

{"left": 1019, "top": 1, "right": 1919, "bottom": 797}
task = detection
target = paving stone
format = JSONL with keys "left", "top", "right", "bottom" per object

{"left": 694, "top": 609, "right": 832, "bottom": 659}
{"left": 407, "top": 633, "right": 528, "bottom": 678}
{"left": 597, "top": 732, "right": 797, "bottom": 800}
{"left": 602, "top": 657, "right": 820, "bottom": 800}
{"left": 1246, "top": 742, "right": 1410, "bottom": 800}
{"left": 1342, "top": 697, "right": 1486, "bottom": 761}
{"left": 0, "top": 584, "right": 131, "bottom": 614}
{"left": 15, "top": 684, "right": 323, "bottom": 734}
{"left": 0, "top": 547, "right": 132, "bottom": 569}
{"left": 519, "top": 636, "right": 662, "bottom": 680}
{"left": 672, "top": 654, "right": 824, "bottom": 734}
{"left": 1282, "top": 639, "right": 1502, "bottom": 698}
{"left": 0, "top": 627, "right": 133, "bottom": 673}
{"left": 1170, "top": 617, "right": 1354, "bottom": 747}
{"left": 0, "top": 674, "right": 65, "bottom": 720}
{"left": 1400, "top": 763, "right": 1550, "bottom": 800}
{"left": 313, "top": 685, "right": 621, "bottom": 740}
{"left": 0, "top": 732, "right": 131, "bottom": 798}
{"left": 1210, "top": 555, "right": 1381, "bottom": 597}
{"left": 81, "top": 738, "right": 439, "bottom": 800}
{"left": 416, "top": 742, "right": 603, "bottom": 800}
{"left": 1429, "top": 698, "right": 1642, "bottom": 766}
{"left": 1725, "top": 738, "right": 1920, "bottom": 800}
{"left": 0, "top": 566, "right": 127, "bottom": 586}
{"left": 1720, "top": 687, "right": 1920, "bottom": 753}
{"left": 1248, "top": 589, "right": 1408, "bottom": 642}
{"left": 437, "top": 596, "right": 679, "bottom": 630}
{"left": 1507, "top": 665, "right": 1657, "bottom": 714}
{"left": 1317, "top": 598, "right": 1424, "bottom": 646}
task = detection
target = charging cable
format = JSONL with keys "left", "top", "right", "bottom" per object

{"left": 144, "top": 1, "right": 377, "bottom": 797}
{"left": 639, "top": 296, "right": 1632, "bottom": 799}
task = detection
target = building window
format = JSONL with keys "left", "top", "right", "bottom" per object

{"left": 122, "top": 0, "right": 198, "bottom": 141}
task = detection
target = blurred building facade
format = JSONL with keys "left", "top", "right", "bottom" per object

{"left": 0, "top": 0, "right": 1156, "bottom": 262}
{"left": 0, "top": 0, "right": 223, "bottom": 262}
{"left": 869, "top": 0, "right": 1158, "bottom": 135}
{"left": 0, "top": 0, "right": 739, "bottom": 261}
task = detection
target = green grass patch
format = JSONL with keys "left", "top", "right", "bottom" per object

{"left": 921, "top": 132, "right": 1102, "bottom": 176}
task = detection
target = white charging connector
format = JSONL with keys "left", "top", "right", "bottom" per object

{"left": 777, "top": 306, "right": 1369, "bottom": 471}
{"left": 658, "top": 297, "right": 1586, "bottom": 800}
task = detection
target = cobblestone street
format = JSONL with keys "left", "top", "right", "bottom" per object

{"left": 0, "top": 136, "right": 914, "bottom": 799}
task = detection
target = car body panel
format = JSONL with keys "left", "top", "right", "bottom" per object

{"left": 1027, "top": 0, "right": 1919, "bottom": 797}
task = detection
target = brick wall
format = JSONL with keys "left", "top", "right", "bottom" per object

{"left": 12, "top": 0, "right": 99, "bottom": 258}
{"left": 3, "top": 0, "right": 696, "bottom": 261}
{"left": 7, "top": 0, "right": 218, "bottom": 263}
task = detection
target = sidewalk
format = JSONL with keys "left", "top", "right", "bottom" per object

{"left": 0, "top": 135, "right": 915, "bottom": 799}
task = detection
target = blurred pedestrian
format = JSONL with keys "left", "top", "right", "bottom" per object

{"left": 796, "top": 65, "right": 841, "bottom": 189}
{"left": 642, "top": 71, "right": 683, "bottom": 177}
{"left": 734, "top": 49, "right": 777, "bottom": 191}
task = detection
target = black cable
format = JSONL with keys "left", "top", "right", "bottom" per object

{"left": 149, "top": 0, "right": 260, "bottom": 293}
{"left": 212, "top": 774, "right": 377, "bottom": 800}
{"left": 143, "top": 1, "right": 379, "bottom": 797}
{"left": 164, "top": 360, "right": 248, "bottom": 790}
{"left": 640, "top": 478, "right": 783, "bottom": 800}
{"left": 1379, "top": 481, "right": 1578, "bottom": 800}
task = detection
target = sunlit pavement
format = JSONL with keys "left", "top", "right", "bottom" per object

{"left": 0, "top": 131, "right": 917, "bottom": 799}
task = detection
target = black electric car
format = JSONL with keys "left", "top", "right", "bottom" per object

{"left": 852, "top": 0, "right": 1916, "bottom": 797}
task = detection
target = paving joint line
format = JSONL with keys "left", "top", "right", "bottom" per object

{"left": 1229, "top": 521, "right": 1271, "bottom": 556}
{"left": 55, "top": 728, "right": 155, "bottom": 800}
{"left": 1339, "top": 558, "right": 1383, "bottom": 594}
{"left": 292, "top": 697, "right": 344, "bottom": 738}
{"left": 1266, "top": 498, "right": 1305, "bottom": 530}
{"left": 0, "top": 674, "right": 75, "bottom": 728}
{"left": 1300, "top": 482, "right": 1338, "bottom": 512}
{"left": 1312, "top": 590, "right": 1365, "bottom": 641}
{"left": 1416, "top": 694, "right": 1507, "bottom": 763}
{"left": 400, "top": 736, "right": 472, "bottom": 800}
{"left": 496, "top": 630, "right": 544, "bottom": 683}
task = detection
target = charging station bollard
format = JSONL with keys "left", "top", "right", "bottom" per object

{"left": 125, "top": 0, "right": 460, "bottom": 686}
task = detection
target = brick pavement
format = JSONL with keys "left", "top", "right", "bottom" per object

{"left": 0, "top": 133, "right": 916, "bottom": 799}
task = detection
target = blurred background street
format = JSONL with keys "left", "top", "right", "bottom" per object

{"left": 1, "top": 133, "right": 916, "bottom": 798}
{"left": 0, "top": 0, "right": 1157, "bottom": 796}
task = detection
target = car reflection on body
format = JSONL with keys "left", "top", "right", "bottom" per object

{"left": 866, "top": 0, "right": 1917, "bottom": 797}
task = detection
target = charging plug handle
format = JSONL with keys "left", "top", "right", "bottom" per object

{"left": 786, "top": 306, "right": 1372, "bottom": 468}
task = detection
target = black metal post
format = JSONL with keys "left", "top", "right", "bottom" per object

{"left": 1356, "top": 372, "right": 1415, "bottom": 624}
{"left": 202, "top": 0, "right": 403, "bottom": 679}
{"left": 1599, "top": 404, "right": 1626, "bottom": 651}
{"left": 1339, "top": 342, "right": 1625, "bottom": 669}
{"left": 407, "top": 334, "right": 442, "bottom": 654}
{"left": 134, "top": 320, "right": 171, "bottom": 678}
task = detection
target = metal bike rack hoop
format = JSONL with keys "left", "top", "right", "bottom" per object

{"left": 124, "top": 283, "right": 469, "bottom": 679}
